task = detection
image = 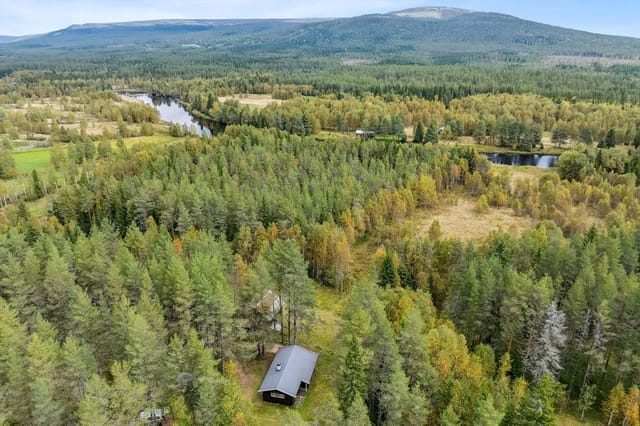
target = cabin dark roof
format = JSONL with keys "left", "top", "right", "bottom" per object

{"left": 258, "top": 345, "right": 318, "bottom": 398}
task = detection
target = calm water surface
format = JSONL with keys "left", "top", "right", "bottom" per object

{"left": 485, "top": 153, "right": 559, "bottom": 168}
{"left": 132, "top": 93, "right": 211, "bottom": 137}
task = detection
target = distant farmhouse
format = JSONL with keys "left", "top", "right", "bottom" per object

{"left": 355, "top": 129, "right": 376, "bottom": 138}
{"left": 258, "top": 345, "right": 318, "bottom": 406}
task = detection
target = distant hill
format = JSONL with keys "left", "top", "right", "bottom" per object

{"left": 0, "top": 36, "right": 16, "bottom": 43}
{"left": 2, "top": 7, "right": 640, "bottom": 62}
{"left": 6, "top": 19, "right": 306, "bottom": 51}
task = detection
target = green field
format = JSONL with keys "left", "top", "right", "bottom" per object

{"left": 12, "top": 149, "right": 51, "bottom": 174}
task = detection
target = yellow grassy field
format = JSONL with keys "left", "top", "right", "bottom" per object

{"left": 416, "top": 198, "right": 537, "bottom": 242}
{"left": 218, "top": 94, "right": 283, "bottom": 108}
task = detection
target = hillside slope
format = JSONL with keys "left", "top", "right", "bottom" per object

{"left": 262, "top": 9, "right": 640, "bottom": 58}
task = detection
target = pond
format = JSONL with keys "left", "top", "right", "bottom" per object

{"left": 128, "top": 93, "right": 212, "bottom": 137}
{"left": 485, "top": 153, "right": 559, "bottom": 168}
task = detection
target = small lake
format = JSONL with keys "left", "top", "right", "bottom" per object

{"left": 129, "top": 93, "right": 212, "bottom": 137}
{"left": 485, "top": 153, "right": 559, "bottom": 168}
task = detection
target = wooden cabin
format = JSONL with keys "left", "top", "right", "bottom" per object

{"left": 258, "top": 345, "right": 318, "bottom": 406}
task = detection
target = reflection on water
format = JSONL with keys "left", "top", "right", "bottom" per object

{"left": 485, "top": 153, "right": 559, "bottom": 168}
{"left": 131, "top": 93, "right": 211, "bottom": 137}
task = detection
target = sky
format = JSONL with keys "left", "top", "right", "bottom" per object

{"left": 1, "top": 0, "right": 639, "bottom": 38}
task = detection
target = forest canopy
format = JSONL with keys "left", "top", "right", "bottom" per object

{"left": 1, "top": 16, "right": 640, "bottom": 424}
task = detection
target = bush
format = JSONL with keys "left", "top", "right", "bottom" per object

{"left": 556, "top": 150, "right": 593, "bottom": 181}
{"left": 475, "top": 195, "right": 490, "bottom": 214}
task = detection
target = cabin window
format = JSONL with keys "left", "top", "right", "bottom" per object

{"left": 270, "top": 392, "right": 286, "bottom": 399}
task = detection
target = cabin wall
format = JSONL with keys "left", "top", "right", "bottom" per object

{"left": 262, "top": 391, "right": 295, "bottom": 406}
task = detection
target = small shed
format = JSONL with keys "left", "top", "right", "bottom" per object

{"left": 256, "top": 289, "right": 283, "bottom": 331}
{"left": 258, "top": 345, "right": 319, "bottom": 406}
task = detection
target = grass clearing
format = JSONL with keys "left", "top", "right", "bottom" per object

{"left": 218, "top": 94, "right": 283, "bottom": 108}
{"left": 12, "top": 149, "right": 51, "bottom": 174}
{"left": 123, "top": 134, "right": 176, "bottom": 147}
{"left": 557, "top": 411, "right": 602, "bottom": 425}
{"left": 414, "top": 198, "right": 537, "bottom": 242}
{"left": 495, "top": 164, "right": 553, "bottom": 183}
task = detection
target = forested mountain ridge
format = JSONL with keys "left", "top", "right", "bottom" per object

{"left": 2, "top": 7, "right": 640, "bottom": 61}
{"left": 264, "top": 9, "right": 640, "bottom": 58}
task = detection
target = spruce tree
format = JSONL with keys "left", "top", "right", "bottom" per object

{"left": 59, "top": 336, "right": 98, "bottom": 423}
{"left": 0, "top": 253, "right": 37, "bottom": 326}
{"left": 125, "top": 311, "right": 165, "bottom": 403}
{"left": 165, "top": 255, "right": 193, "bottom": 338}
{"left": 397, "top": 308, "right": 435, "bottom": 390}
{"left": 0, "top": 299, "right": 31, "bottom": 424}
{"left": 345, "top": 392, "right": 371, "bottom": 426}
{"left": 515, "top": 374, "right": 561, "bottom": 426}
{"left": 27, "top": 334, "right": 65, "bottom": 426}
{"left": 32, "top": 169, "right": 44, "bottom": 199}
{"left": 108, "top": 362, "right": 147, "bottom": 425}
{"left": 440, "top": 404, "right": 462, "bottom": 425}
{"left": 77, "top": 375, "right": 112, "bottom": 426}
{"left": 413, "top": 122, "right": 425, "bottom": 143}
{"left": 190, "top": 252, "right": 235, "bottom": 372}
{"left": 315, "top": 393, "right": 343, "bottom": 426}
{"left": 391, "top": 116, "right": 407, "bottom": 142}
{"left": 378, "top": 253, "right": 396, "bottom": 288}
{"left": 42, "top": 245, "right": 74, "bottom": 335}
{"left": 426, "top": 122, "right": 439, "bottom": 144}
{"left": 338, "top": 334, "right": 367, "bottom": 417}
{"left": 266, "top": 239, "right": 315, "bottom": 345}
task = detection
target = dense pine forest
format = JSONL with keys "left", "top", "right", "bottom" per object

{"left": 2, "top": 6, "right": 640, "bottom": 426}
